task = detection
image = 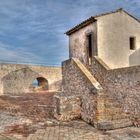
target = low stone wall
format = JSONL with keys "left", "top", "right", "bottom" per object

{"left": 54, "top": 94, "right": 81, "bottom": 121}
{"left": 90, "top": 57, "right": 140, "bottom": 119}
{"left": 2, "top": 68, "right": 40, "bottom": 94}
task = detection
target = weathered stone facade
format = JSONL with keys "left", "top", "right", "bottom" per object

{"left": 67, "top": 9, "right": 140, "bottom": 69}
{"left": 55, "top": 58, "right": 132, "bottom": 129}
{"left": 69, "top": 22, "right": 97, "bottom": 65}
{"left": 54, "top": 59, "right": 103, "bottom": 123}
{"left": 0, "top": 63, "right": 62, "bottom": 95}
{"left": 90, "top": 57, "right": 140, "bottom": 119}
{"left": 61, "top": 58, "right": 103, "bottom": 124}
{"left": 55, "top": 9, "right": 140, "bottom": 130}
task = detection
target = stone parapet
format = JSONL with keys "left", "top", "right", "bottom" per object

{"left": 54, "top": 94, "right": 81, "bottom": 121}
{"left": 90, "top": 56, "right": 140, "bottom": 119}
{"left": 0, "top": 63, "right": 62, "bottom": 95}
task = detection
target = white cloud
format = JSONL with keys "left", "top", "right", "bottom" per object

{"left": 0, "top": 42, "right": 44, "bottom": 64}
{"left": 0, "top": 0, "right": 139, "bottom": 66}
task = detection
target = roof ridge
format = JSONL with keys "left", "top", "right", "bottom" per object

{"left": 66, "top": 8, "right": 140, "bottom": 35}
{"left": 93, "top": 8, "right": 122, "bottom": 18}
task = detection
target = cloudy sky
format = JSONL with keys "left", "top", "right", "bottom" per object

{"left": 0, "top": 0, "right": 139, "bottom": 66}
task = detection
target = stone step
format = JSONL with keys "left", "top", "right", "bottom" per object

{"left": 98, "top": 112, "right": 128, "bottom": 121}
{"left": 112, "top": 113, "right": 129, "bottom": 120}
{"left": 96, "top": 118, "right": 132, "bottom": 130}
{"left": 105, "top": 98, "right": 120, "bottom": 103}
{"left": 105, "top": 103, "right": 121, "bottom": 108}
{"left": 104, "top": 113, "right": 129, "bottom": 121}
{"left": 105, "top": 107, "right": 122, "bottom": 113}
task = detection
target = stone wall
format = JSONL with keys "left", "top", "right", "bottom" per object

{"left": 2, "top": 68, "right": 40, "bottom": 94}
{"left": 54, "top": 94, "right": 81, "bottom": 121}
{"left": 0, "top": 63, "right": 62, "bottom": 95}
{"left": 60, "top": 58, "right": 104, "bottom": 124}
{"left": 90, "top": 57, "right": 140, "bottom": 119}
{"left": 55, "top": 58, "right": 133, "bottom": 129}
{"left": 69, "top": 22, "right": 97, "bottom": 65}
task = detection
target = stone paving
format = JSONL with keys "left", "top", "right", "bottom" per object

{"left": 1, "top": 120, "right": 139, "bottom": 140}
{"left": 0, "top": 93, "right": 139, "bottom": 140}
{"left": 0, "top": 120, "right": 110, "bottom": 140}
{"left": 0, "top": 111, "right": 32, "bottom": 133}
{"left": 26, "top": 121, "right": 140, "bottom": 140}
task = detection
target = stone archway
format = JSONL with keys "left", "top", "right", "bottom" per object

{"left": 31, "top": 77, "right": 49, "bottom": 92}
{"left": 2, "top": 67, "right": 40, "bottom": 95}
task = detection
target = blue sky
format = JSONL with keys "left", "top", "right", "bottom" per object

{"left": 0, "top": 0, "right": 139, "bottom": 66}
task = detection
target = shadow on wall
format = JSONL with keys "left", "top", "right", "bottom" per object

{"left": 129, "top": 48, "right": 140, "bottom": 66}
{"left": 2, "top": 67, "right": 42, "bottom": 95}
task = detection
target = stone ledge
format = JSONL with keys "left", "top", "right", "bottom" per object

{"left": 95, "top": 119, "right": 133, "bottom": 130}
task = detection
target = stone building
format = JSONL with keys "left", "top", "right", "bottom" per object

{"left": 55, "top": 9, "right": 140, "bottom": 130}
{"left": 67, "top": 8, "right": 140, "bottom": 69}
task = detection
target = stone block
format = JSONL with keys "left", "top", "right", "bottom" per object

{"left": 54, "top": 94, "right": 81, "bottom": 121}
{"left": 95, "top": 119, "right": 133, "bottom": 130}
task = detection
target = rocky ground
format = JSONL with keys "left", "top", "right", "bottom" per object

{"left": 0, "top": 92, "right": 139, "bottom": 140}
{"left": 0, "top": 92, "right": 56, "bottom": 139}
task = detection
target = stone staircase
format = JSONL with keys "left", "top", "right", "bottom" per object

{"left": 96, "top": 94, "right": 132, "bottom": 130}
{"left": 72, "top": 58, "right": 103, "bottom": 93}
{"left": 61, "top": 58, "right": 132, "bottom": 130}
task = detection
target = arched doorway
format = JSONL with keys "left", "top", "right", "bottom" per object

{"left": 31, "top": 77, "right": 49, "bottom": 92}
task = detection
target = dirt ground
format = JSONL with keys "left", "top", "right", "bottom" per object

{"left": 0, "top": 92, "right": 140, "bottom": 140}
{"left": 0, "top": 92, "right": 56, "bottom": 138}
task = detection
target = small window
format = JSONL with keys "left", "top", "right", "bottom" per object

{"left": 130, "top": 37, "right": 136, "bottom": 50}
